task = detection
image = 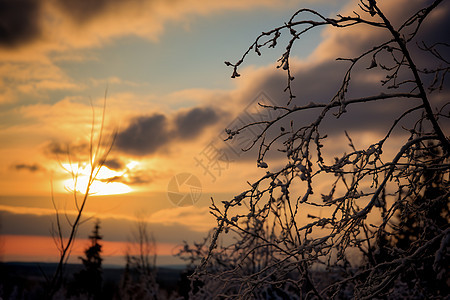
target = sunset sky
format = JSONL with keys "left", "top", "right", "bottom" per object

{"left": 1, "top": 0, "right": 448, "bottom": 266}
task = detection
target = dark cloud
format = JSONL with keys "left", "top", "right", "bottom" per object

{"left": 100, "top": 174, "right": 153, "bottom": 185}
{"left": 0, "top": 0, "right": 42, "bottom": 48}
{"left": 115, "top": 106, "right": 223, "bottom": 156}
{"left": 40, "top": 107, "right": 223, "bottom": 161}
{"left": 12, "top": 163, "right": 44, "bottom": 173}
{"left": 115, "top": 113, "right": 171, "bottom": 156}
{"left": 99, "top": 175, "right": 123, "bottom": 183}
{"left": 104, "top": 158, "right": 124, "bottom": 170}
{"left": 99, "top": 166, "right": 161, "bottom": 185}
{"left": 43, "top": 141, "right": 89, "bottom": 158}
{"left": 53, "top": 0, "right": 116, "bottom": 23}
{"left": 175, "top": 107, "right": 221, "bottom": 139}
{"left": 125, "top": 175, "right": 152, "bottom": 185}
{"left": 44, "top": 141, "right": 68, "bottom": 156}
{"left": 230, "top": 63, "right": 445, "bottom": 165}
{"left": 0, "top": 0, "right": 145, "bottom": 50}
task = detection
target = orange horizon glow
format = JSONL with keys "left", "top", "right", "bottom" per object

{"left": 1, "top": 235, "right": 180, "bottom": 265}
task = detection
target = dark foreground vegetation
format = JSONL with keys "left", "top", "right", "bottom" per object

{"left": 0, "top": 262, "right": 191, "bottom": 299}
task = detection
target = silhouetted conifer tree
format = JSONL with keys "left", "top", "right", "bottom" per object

{"left": 70, "top": 219, "right": 103, "bottom": 299}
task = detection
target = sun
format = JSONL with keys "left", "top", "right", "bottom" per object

{"left": 61, "top": 163, "right": 133, "bottom": 196}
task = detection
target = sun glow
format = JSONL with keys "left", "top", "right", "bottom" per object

{"left": 126, "top": 160, "right": 140, "bottom": 170}
{"left": 62, "top": 163, "right": 132, "bottom": 195}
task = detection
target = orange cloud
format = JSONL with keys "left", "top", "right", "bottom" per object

{"left": 0, "top": 61, "right": 81, "bottom": 103}
{"left": 0, "top": 87, "right": 17, "bottom": 104}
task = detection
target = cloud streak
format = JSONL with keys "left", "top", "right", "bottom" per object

{"left": 0, "top": 207, "right": 211, "bottom": 243}
{"left": 12, "top": 163, "right": 44, "bottom": 173}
